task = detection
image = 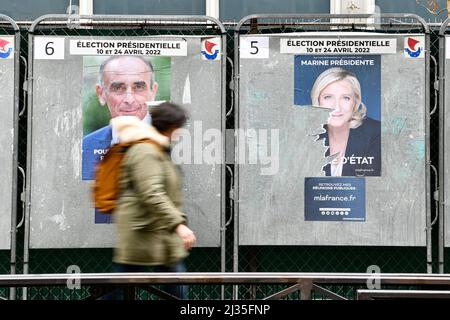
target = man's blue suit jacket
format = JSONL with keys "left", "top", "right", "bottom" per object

{"left": 82, "top": 125, "right": 113, "bottom": 224}
{"left": 82, "top": 125, "right": 112, "bottom": 181}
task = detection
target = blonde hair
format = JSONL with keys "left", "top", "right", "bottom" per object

{"left": 310, "top": 67, "right": 366, "bottom": 129}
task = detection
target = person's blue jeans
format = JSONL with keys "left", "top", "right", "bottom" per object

{"left": 98, "top": 262, "right": 188, "bottom": 300}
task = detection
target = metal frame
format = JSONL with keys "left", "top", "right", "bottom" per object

{"left": 24, "top": 14, "right": 227, "bottom": 298}
{"left": 6, "top": 11, "right": 439, "bottom": 299}
{"left": 438, "top": 19, "right": 450, "bottom": 274}
{"left": 1, "top": 272, "right": 450, "bottom": 300}
{"left": 0, "top": 14, "right": 20, "bottom": 301}
{"left": 357, "top": 289, "right": 450, "bottom": 300}
{"left": 233, "top": 14, "right": 431, "bottom": 284}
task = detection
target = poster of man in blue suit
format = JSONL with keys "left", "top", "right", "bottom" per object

{"left": 82, "top": 55, "right": 171, "bottom": 223}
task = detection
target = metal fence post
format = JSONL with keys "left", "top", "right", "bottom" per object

{"left": 0, "top": 14, "right": 20, "bottom": 301}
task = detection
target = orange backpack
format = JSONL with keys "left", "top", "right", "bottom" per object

{"left": 92, "top": 139, "right": 156, "bottom": 213}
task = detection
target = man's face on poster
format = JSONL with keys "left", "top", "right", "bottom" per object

{"left": 96, "top": 56, "right": 158, "bottom": 120}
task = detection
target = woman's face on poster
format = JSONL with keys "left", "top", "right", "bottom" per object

{"left": 318, "top": 79, "right": 356, "bottom": 129}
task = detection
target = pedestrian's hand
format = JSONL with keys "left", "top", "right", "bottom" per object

{"left": 175, "top": 224, "right": 196, "bottom": 250}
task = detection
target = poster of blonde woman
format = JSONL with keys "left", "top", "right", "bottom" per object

{"left": 294, "top": 55, "right": 381, "bottom": 177}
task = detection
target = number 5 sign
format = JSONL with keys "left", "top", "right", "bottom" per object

{"left": 34, "top": 37, "right": 65, "bottom": 60}
{"left": 240, "top": 37, "right": 269, "bottom": 59}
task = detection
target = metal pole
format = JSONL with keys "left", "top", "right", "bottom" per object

{"left": 425, "top": 30, "right": 432, "bottom": 274}
{"left": 220, "top": 29, "right": 227, "bottom": 300}
{"left": 22, "top": 28, "right": 35, "bottom": 300}
{"left": 232, "top": 21, "right": 241, "bottom": 301}
{"left": 438, "top": 19, "right": 450, "bottom": 273}
{"left": 10, "top": 21, "right": 20, "bottom": 302}
{"left": 0, "top": 13, "right": 20, "bottom": 301}
{"left": 30, "top": 14, "right": 226, "bottom": 32}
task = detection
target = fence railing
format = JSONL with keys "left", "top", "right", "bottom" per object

{"left": 3, "top": 272, "right": 450, "bottom": 300}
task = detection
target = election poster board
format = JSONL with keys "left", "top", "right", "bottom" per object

{"left": 0, "top": 35, "right": 15, "bottom": 249}
{"left": 238, "top": 33, "right": 426, "bottom": 246}
{"left": 29, "top": 36, "right": 223, "bottom": 248}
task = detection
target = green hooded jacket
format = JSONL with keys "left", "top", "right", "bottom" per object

{"left": 111, "top": 116, "right": 188, "bottom": 267}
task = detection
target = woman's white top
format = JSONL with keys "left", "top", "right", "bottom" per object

{"left": 330, "top": 150, "right": 345, "bottom": 177}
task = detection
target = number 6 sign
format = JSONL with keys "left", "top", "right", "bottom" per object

{"left": 34, "top": 37, "right": 65, "bottom": 60}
